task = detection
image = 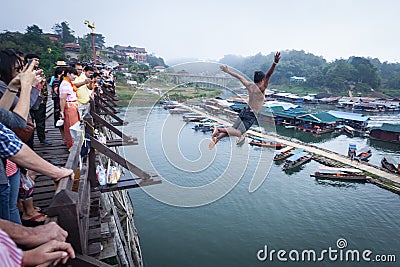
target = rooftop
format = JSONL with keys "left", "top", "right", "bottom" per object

{"left": 328, "top": 110, "right": 370, "bottom": 122}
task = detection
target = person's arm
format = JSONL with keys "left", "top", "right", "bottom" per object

{"left": 263, "top": 52, "right": 281, "bottom": 88}
{"left": 9, "top": 67, "right": 38, "bottom": 119}
{"left": 220, "top": 65, "right": 252, "bottom": 87}
{"left": 0, "top": 219, "right": 68, "bottom": 247}
{"left": 0, "top": 63, "right": 35, "bottom": 111}
{"left": 9, "top": 144, "right": 74, "bottom": 181}
{"left": 0, "top": 109, "right": 26, "bottom": 128}
{"left": 73, "top": 78, "right": 91, "bottom": 88}
{"left": 59, "top": 93, "right": 67, "bottom": 119}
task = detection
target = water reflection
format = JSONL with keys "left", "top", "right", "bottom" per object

{"left": 313, "top": 178, "right": 364, "bottom": 189}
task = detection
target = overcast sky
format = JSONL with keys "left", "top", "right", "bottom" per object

{"left": 3, "top": 0, "right": 400, "bottom": 64}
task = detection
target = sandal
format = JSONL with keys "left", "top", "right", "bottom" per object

{"left": 22, "top": 213, "right": 47, "bottom": 227}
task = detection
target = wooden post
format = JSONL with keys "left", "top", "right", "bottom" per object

{"left": 47, "top": 190, "right": 83, "bottom": 254}
{"left": 84, "top": 110, "right": 98, "bottom": 188}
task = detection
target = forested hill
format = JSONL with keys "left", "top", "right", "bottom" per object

{"left": 219, "top": 50, "right": 400, "bottom": 97}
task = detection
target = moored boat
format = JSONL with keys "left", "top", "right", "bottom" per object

{"left": 183, "top": 114, "right": 206, "bottom": 122}
{"left": 273, "top": 146, "right": 296, "bottom": 161}
{"left": 169, "top": 108, "right": 189, "bottom": 114}
{"left": 343, "top": 125, "right": 355, "bottom": 137}
{"left": 311, "top": 166, "right": 367, "bottom": 181}
{"left": 192, "top": 118, "right": 215, "bottom": 130}
{"left": 249, "top": 137, "right": 283, "bottom": 149}
{"left": 381, "top": 157, "right": 399, "bottom": 174}
{"left": 356, "top": 149, "right": 372, "bottom": 161}
{"left": 283, "top": 151, "right": 312, "bottom": 171}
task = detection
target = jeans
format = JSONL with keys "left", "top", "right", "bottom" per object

{"left": 8, "top": 170, "right": 21, "bottom": 224}
{"left": 0, "top": 170, "right": 21, "bottom": 224}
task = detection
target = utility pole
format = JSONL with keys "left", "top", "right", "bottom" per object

{"left": 84, "top": 20, "right": 96, "bottom": 65}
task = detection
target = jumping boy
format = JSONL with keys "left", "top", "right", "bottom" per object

{"left": 209, "top": 52, "right": 280, "bottom": 149}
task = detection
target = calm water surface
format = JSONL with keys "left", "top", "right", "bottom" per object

{"left": 123, "top": 106, "right": 400, "bottom": 267}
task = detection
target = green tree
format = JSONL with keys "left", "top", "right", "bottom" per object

{"left": 348, "top": 57, "right": 380, "bottom": 88}
{"left": 147, "top": 54, "right": 167, "bottom": 68}
{"left": 52, "top": 21, "right": 76, "bottom": 43}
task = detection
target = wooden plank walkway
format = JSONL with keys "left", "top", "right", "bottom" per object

{"left": 32, "top": 104, "right": 70, "bottom": 210}
{"left": 181, "top": 104, "right": 400, "bottom": 186}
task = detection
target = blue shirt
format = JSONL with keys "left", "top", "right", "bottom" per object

{"left": 0, "top": 123, "right": 23, "bottom": 159}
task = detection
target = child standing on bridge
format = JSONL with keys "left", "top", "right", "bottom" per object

{"left": 209, "top": 52, "right": 280, "bottom": 149}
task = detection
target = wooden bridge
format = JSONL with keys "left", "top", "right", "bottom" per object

{"left": 33, "top": 85, "right": 161, "bottom": 266}
{"left": 165, "top": 72, "right": 242, "bottom": 90}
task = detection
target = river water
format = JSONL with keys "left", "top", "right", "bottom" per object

{"left": 122, "top": 106, "right": 400, "bottom": 267}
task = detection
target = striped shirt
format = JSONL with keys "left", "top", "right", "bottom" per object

{"left": 0, "top": 228, "right": 23, "bottom": 266}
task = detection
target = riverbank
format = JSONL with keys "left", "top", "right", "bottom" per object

{"left": 115, "top": 85, "right": 221, "bottom": 106}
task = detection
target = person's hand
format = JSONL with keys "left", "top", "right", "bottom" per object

{"left": 220, "top": 65, "right": 229, "bottom": 73}
{"left": 19, "top": 68, "right": 38, "bottom": 89}
{"left": 30, "top": 222, "right": 68, "bottom": 246}
{"left": 53, "top": 167, "right": 74, "bottom": 182}
{"left": 85, "top": 78, "right": 91, "bottom": 84}
{"left": 7, "top": 75, "right": 21, "bottom": 92}
{"left": 23, "top": 240, "right": 75, "bottom": 267}
{"left": 274, "top": 52, "right": 281, "bottom": 64}
{"left": 60, "top": 111, "right": 64, "bottom": 119}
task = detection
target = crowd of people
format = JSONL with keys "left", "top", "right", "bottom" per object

{"left": 0, "top": 48, "right": 114, "bottom": 266}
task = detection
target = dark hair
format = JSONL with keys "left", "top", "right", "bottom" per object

{"left": 54, "top": 67, "right": 64, "bottom": 77}
{"left": 0, "top": 49, "right": 23, "bottom": 84}
{"left": 92, "top": 72, "right": 101, "bottom": 78}
{"left": 84, "top": 66, "right": 94, "bottom": 72}
{"left": 60, "top": 67, "right": 78, "bottom": 81}
{"left": 253, "top": 71, "right": 265, "bottom": 83}
{"left": 25, "top": 53, "right": 40, "bottom": 62}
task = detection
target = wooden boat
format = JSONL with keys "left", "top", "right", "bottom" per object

{"left": 249, "top": 137, "right": 283, "bottom": 149}
{"left": 163, "top": 101, "right": 180, "bottom": 109}
{"left": 282, "top": 151, "right": 312, "bottom": 171}
{"left": 311, "top": 166, "right": 367, "bottom": 181}
{"left": 169, "top": 108, "right": 189, "bottom": 114}
{"left": 356, "top": 149, "right": 372, "bottom": 161}
{"left": 381, "top": 157, "right": 399, "bottom": 174}
{"left": 343, "top": 125, "right": 355, "bottom": 137}
{"left": 183, "top": 114, "right": 206, "bottom": 122}
{"left": 200, "top": 123, "right": 221, "bottom": 133}
{"left": 273, "top": 146, "right": 296, "bottom": 161}
{"left": 275, "top": 147, "right": 305, "bottom": 161}
{"left": 192, "top": 119, "right": 215, "bottom": 130}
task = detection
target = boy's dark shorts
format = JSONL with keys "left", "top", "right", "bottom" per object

{"left": 232, "top": 106, "right": 257, "bottom": 134}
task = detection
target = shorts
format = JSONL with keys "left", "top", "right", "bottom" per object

{"left": 232, "top": 106, "right": 257, "bottom": 134}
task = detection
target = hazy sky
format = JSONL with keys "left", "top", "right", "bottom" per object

{"left": 3, "top": 0, "right": 400, "bottom": 63}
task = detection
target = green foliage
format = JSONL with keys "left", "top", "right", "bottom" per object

{"left": 147, "top": 54, "right": 167, "bottom": 68}
{"left": 0, "top": 25, "right": 65, "bottom": 76}
{"left": 220, "top": 50, "right": 398, "bottom": 96}
{"left": 52, "top": 21, "right": 76, "bottom": 43}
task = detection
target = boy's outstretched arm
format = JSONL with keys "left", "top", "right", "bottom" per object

{"left": 263, "top": 52, "right": 281, "bottom": 87}
{"left": 220, "top": 65, "right": 251, "bottom": 87}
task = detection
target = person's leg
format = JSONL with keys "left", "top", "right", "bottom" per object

{"left": 8, "top": 170, "right": 21, "bottom": 224}
{"left": 35, "top": 103, "right": 47, "bottom": 143}
{"left": 209, "top": 127, "right": 241, "bottom": 149}
{"left": 21, "top": 197, "right": 47, "bottom": 223}
{"left": 0, "top": 182, "right": 11, "bottom": 221}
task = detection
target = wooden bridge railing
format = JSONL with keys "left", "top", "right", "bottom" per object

{"left": 46, "top": 91, "right": 160, "bottom": 266}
